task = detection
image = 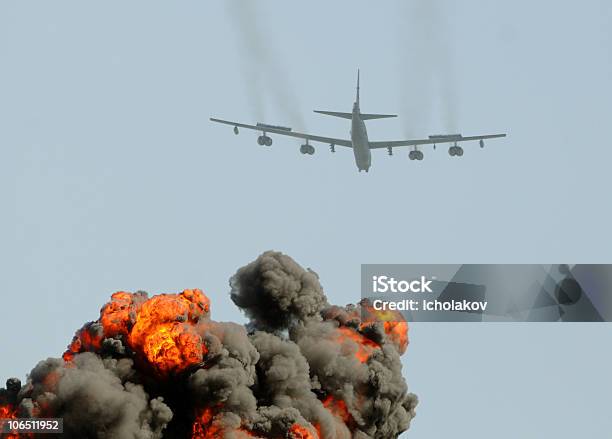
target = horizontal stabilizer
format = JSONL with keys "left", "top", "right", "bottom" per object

{"left": 314, "top": 110, "right": 353, "bottom": 119}
{"left": 314, "top": 110, "right": 397, "bottom": 120}
{"left": 360, "top": 113, "right": 397, "bottom": 120}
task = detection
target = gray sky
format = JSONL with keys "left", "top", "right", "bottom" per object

{"left": 2, "top": 1, "right": 611, "bottom": 437}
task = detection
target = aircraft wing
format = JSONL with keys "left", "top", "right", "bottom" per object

{"left": 369, "top": 133, "right": 506, "bottom": 149}
{"left": 210, "top": 118, "right": 353, "bottom": 147}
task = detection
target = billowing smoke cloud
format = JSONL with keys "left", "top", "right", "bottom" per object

{"left": 225, "top": 1, "right": 306, "bottom": 130}
{"left": 230, "top": 252, "right": 329, "bottom": 332}
{"left": 397, "top": 0, "right": 459, "bottom": 137}
{"left": 1, "top": 252, "right": 417, "bottom": 438}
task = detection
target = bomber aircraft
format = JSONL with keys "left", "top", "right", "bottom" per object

{"left": 210, "top": 71, "right": 506, "bottom": 172}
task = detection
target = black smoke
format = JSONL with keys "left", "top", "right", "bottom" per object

{"left": 1, "top": 252, "right": 417, "bottom": 438}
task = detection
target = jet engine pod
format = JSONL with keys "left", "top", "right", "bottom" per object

{"left": 410, "top": 150, "right": 424, "bottom": 160}
{"left": 449, "top": 146, "right": 464, "bottom": 156}
{"left": 258, "top": 135, "right": 272, "bottom": 146}
{"left": 234, "top": 126, "right": 239, "bottom": 135}
{"left": 300, "top": 144, "right": 315, "bottom": 155}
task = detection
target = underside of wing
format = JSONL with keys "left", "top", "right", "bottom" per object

{"left": 369, "top": 133, "right": 506, "bottom": 149}
{"left": 210, "top": 118, "right": 353, "bottom": 148}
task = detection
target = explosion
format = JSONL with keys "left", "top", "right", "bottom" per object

{"left": 288, "top": 424, "right": 318, "bottom": 439}
{"left": 0, "top": 379, "right": 30, "bottom": 439}
{"left": 62, "top": 288, "right": 210, "bottom": 377}
{"left": 333, "top": 327, "right": 380, "bottom": 364}
{"left": 360, "top": 303, "right": 409, "bottom": 355}
{"left": 1, "top": 252, "right": 417, "bottom": 438}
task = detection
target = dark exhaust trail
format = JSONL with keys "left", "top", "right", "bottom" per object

{"left": 225, "top": 1, "right": 306, "bottom": 130}
{"left": 397, "top": 0, "right": 459, "bottom": 137}
{"left": 1, "top": 252, "right": 417, "bottom": 438}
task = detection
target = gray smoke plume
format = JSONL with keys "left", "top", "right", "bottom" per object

{"left": 230, "top": 251, "right": 329, "bottom": 332}
{"left": 397, "top": 0, "right": 459, "bottom": 137}
{"left": 225, "top": 0, "right": 306, "bottom": 130}
{"left": 16, "top": 354, "right": 173, "bottom": 439}
{"left": 230, "top": 251, "right": 417, "bottom": 438}
{"left": 189, "top": 321, "right": 260, "bottom": 420}
{"left": 1, "top": 251, "right": 416, "bottom": 438}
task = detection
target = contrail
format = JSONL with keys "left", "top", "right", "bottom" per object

{"left": 397, "top": 0, "right": 459, "bottom": 137}
{"left": 225, "top": 0, "right": 306, "bottom": 130}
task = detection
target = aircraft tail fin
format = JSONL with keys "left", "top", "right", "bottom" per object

{"left": 356, "top": 69, "right": 360, "bottom": 105}
{"left": 314, "top": 110, "right": 353, "bottom": 119}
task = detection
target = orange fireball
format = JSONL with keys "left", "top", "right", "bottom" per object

{"left": 361, "top": 302, "right": 409, "bottom": 354}
{"left": 99, "top": 291, "right": 145, "bottom": 338}
{"left": 192, "top": 407, "right": 224, "bottom": 439}
{"left": 62, "top": 323, "right": 103, "bottom": 362}
{"left": 192, "top": 407, "right": 259, "bottom": 439}
{"left": 288, "top": 423, "right": 318, "bottom": 439}
{"left": 64, "top": 289, "right": 211, "bottom": 377}
{"left": 128, "top": 289, "right": 210, "bottom": 376}
{"left": 0, "top": 404, "right": 31, "bottom": 439}
{"left": 334, "top": 327, "right": 380, "bottom": 363}
{"left": 322, "top": 395, "right": 351, "bottom": 424}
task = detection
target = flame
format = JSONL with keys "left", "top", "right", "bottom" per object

{"left": 193, "top": 412, "right": 316, "bottom": 439}
{"left": 62, "top": 323, "right": 103, "bottom": 361}
{"left": 13, "top": 272, "right": 415, "bottom": 439}
{"left": 288, "top": 424, "right": 318, "bottom": 439}
{"left": 334, "top": 327, "right": 380, "bottom": 363}
{"left": 361, "top": 302, "right": 409, "bottom": 354}
{"left": 381, "top": 320, "right": 408, "bottom": 354}
{"left": 99, "top": 291, "right": 144, "bottom": 338}
{"left": 64, "top": 289, "right": 211, "bottom": 377}
{"left": 192, "top": 407, "right": 224, "bottom": 439}
{"left": 128, "top": 289, "right": 210, "bottom": 376}
{"left": 191, "top": 407, "right": 258, "bottom": 438}
{"left": 0, "top": 404, "right": 30, "bottom": 439}
{"left": 0, "top": 404, "right": 16, "bottom": 418}
{"left": 322, "top": 395, "right": 351, "bottom": 423}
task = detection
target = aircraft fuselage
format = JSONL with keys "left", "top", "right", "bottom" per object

{"left": 351, "top": 105, "right": 371, "bottom": 172}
